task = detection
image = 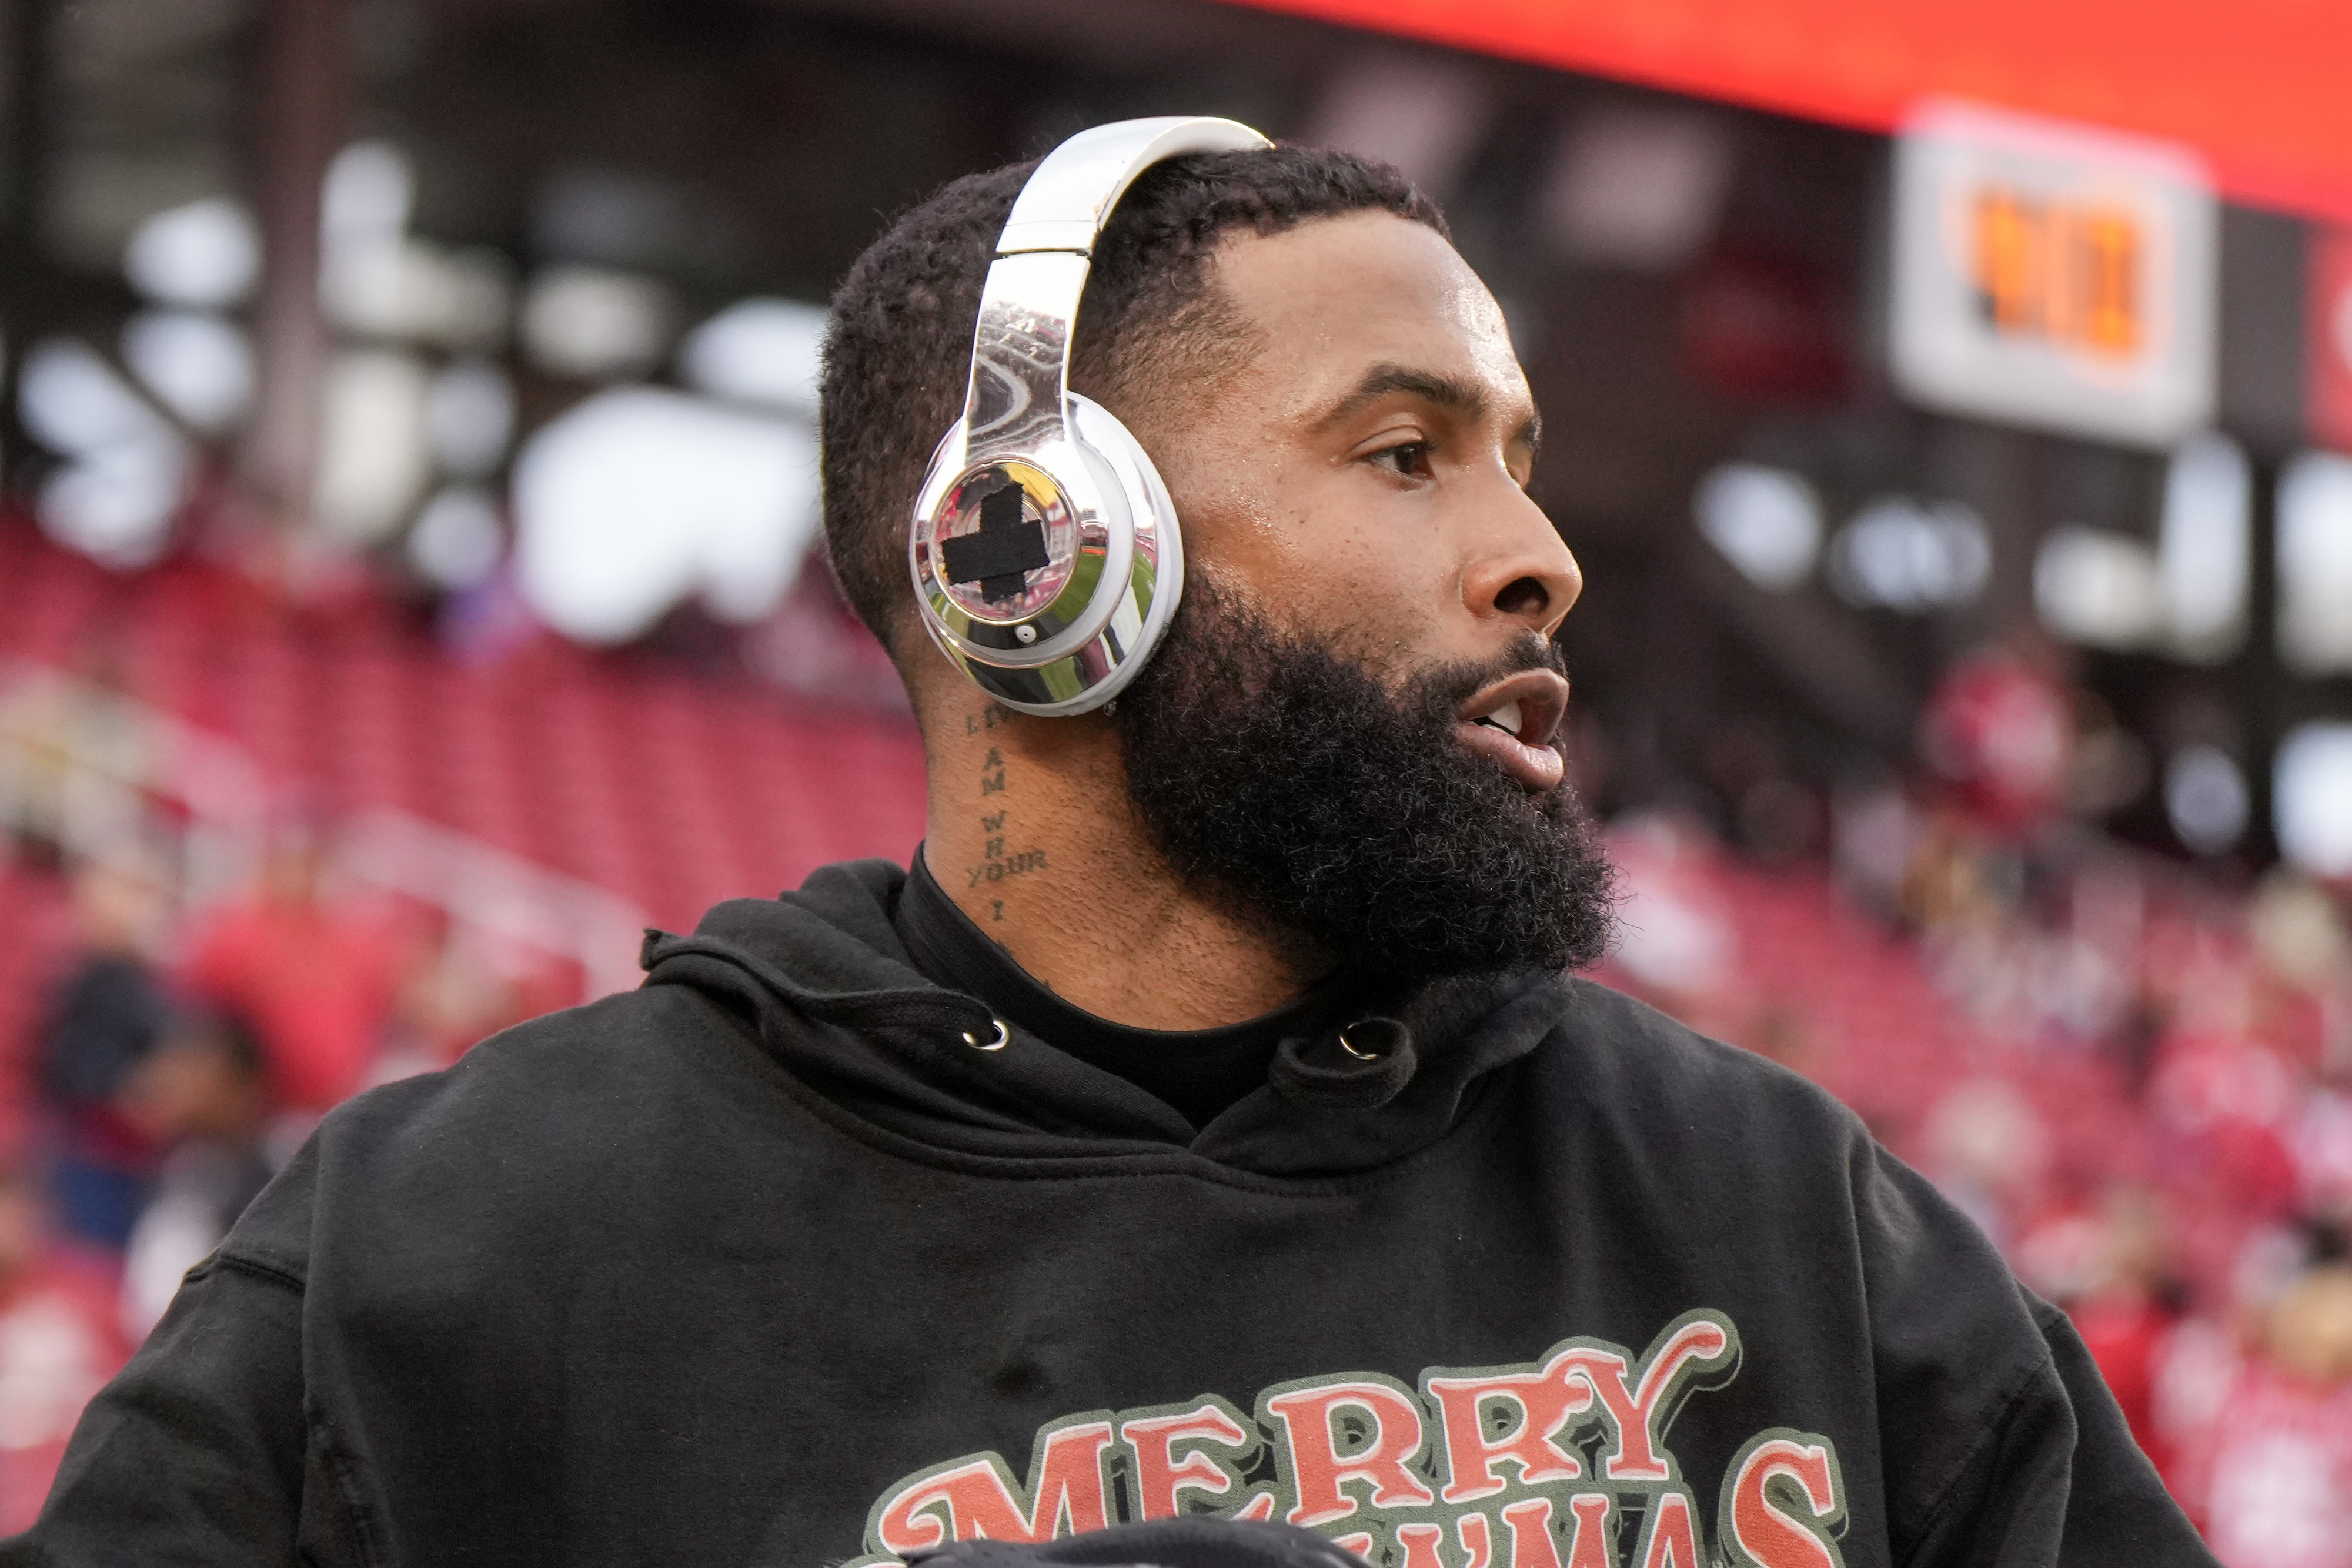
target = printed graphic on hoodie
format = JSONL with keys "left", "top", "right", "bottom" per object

{"left": 848, "top": 1310, "right": 1849, "bottom": 1568}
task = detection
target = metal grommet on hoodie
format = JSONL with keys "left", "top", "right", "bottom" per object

{"left": 961, "top": 1017, "right": 1011, "bottom": 1052}
{"left": 1269, "top": 1016, "right": 1416, "bottom": 1110}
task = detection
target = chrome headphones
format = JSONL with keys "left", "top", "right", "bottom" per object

{"left": 908, "top": 116, "right": 1272, "bottom": 716}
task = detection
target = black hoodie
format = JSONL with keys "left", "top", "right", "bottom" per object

{"left": 10, "top": 860, "right": 2211, "bottom": 1567}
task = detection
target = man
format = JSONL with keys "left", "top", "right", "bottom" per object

{"left": 14, "top": 134, "right": 2209, "bottom": 1567}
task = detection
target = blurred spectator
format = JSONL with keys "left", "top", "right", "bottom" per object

{"left": 2161, "top": 1231, "right": 2352, "bottom": 1567}
{"left": 1830, "top": 778, "right": 1922, "bottom": 922}
{"left": 180, "top": 826, "right": 402, "bottom": 1115}
{"left": 1918, "top": 643, "right": 2074, "bottom": 840}
{"left": 1922, "top": 1076, "right": 2050, "bottom": 1251}
{"left": 2296, "top": 1084, "right": 2352, "bottom": 1230}
{"left": 0, "top": 650, "right": 161, "bottom": 874}
{"left": 375, "top": 914, "right": 560, "bottom": 1083}
{"left": 2017, "top": 1186, "right": 2183, "bottom": 1467}
{"left": 2151, "top": 1018, "right": 2303, "bottom": 1222}
{"left": 1608, "top": 814, "right": 1741, "bottom": 1001}
{"left": 0, "top": 1169, "right": 128, "bottom": 1534}
{"left": 116, "top": 1021, "right": 275, "bottom": 1340}
{"left": 36, "top": 851, "right": 178, "bottom": 1250}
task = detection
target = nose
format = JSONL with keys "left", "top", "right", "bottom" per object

{"left": 1460, "top": 483, "right": 1582, "bottom": 640}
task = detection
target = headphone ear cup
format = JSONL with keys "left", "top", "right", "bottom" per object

{"left": 907, "top": 394, "right": 1181, "bottom": 716}
{"left": 1064, "top": 393, "right": 1184, "bottom": 702}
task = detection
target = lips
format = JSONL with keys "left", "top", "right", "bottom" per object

{"left": 1455, "top": 669, "right": 1569, "bottom": 791}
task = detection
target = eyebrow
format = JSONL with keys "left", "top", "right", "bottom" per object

{"left": 1312, "top": 361, "right": 1542, "bottom": 458}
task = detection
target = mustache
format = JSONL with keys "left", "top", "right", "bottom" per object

{"left": 1398, "top": 633, "right": 1569, "bottom": 712}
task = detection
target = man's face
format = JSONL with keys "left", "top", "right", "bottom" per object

{"left": 1137, "top": 210, "right": 1582, "bottom": 783}
{"left": 1110, "top": 212, "right": 1613, "bottom": 980}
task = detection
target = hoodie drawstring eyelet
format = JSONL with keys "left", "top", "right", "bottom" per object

{"left": 961, "top": 1018, "right": 1010, "bottom": 1052}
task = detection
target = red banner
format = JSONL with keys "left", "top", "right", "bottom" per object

{"left": 1222, "top": 0, "right": 2352, "bottom": 226}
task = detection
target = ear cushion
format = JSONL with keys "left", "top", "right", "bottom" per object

{"left": 1064, "top": 392, "right": 1185, "bottom": 706}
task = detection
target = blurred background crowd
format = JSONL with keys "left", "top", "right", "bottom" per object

{"left": 0, "top": 0, "right": 2347, "bottom": 1556}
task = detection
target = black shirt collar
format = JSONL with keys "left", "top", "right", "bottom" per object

{"left": 895, "top": 848, "right": 1347, "bottom": 1129}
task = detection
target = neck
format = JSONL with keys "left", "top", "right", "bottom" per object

{"left": 917, "top": 690, "right": 1331, "bottom": 1031}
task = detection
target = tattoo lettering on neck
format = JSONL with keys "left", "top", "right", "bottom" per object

{"left": 992, "top": 900, "right": 1004, "bottom": 922}
{"left": 963, "top": 703, "right": 1013, "bottom": 737}
{"left": 967, "top": 851, "right": 1045, "bottom": 890}
{"left": 966, "top": 745, "right": 1048, "bottom": 892}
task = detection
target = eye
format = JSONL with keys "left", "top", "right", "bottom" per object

{"left": 1371, "top": 440, "right": 1434, "bottom": 480}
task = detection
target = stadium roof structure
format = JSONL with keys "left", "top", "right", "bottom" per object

{"left": 1222, "top": 0, "right": 2352, "bottom": 226}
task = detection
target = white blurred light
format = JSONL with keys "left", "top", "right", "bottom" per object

{"left": 121, "top": 310, "right": 253, "bottom": 431}
{"left": 19, "top": 337, "right": 189, "bottom": 570}
{"left": 318, "top": 141, "right": 507, "bottom": 349}
{"left": 323, "top": 240, "right": 510, "bottom": 348}
{"left": 2164, "top": 745, "right": 2249, "bottom": 856}
{"left": 679, "top": 299, "right": 826, "bottom": 414}
{"left": 522, "top": 266, "right": 672, "bottom": 382}
{"left": 513, "top": 387, "right": 818, "bottom": 643}
{"left": 1306, "top": 55, "right": 1491, "bottom": 198}
{"left": 2034, "top": 436, "right": 2252, "bottom": 660}
{"left": 2277, "top": 449, "right": 2352, "bottom": 676}
{"left": 408, "top": 486, "right": 505, "bottom": 590}
{"left": 1829, "top": 497, "right": 1990, "bottom": 611}
{"left": 2034, "top": 528, "right": 2164, "bottom": 650}
{"left": 21, "top": 337, "right": 168, "bottom": 454}
{"left": 122, "top": 198, "right": 259, "bottom": 309}
{"left": 1693, "top": 463, "right": 1820, "bottom": 590}
{"left": 322, "top": 141, "right": 413, "bottom": 253}
{"left": 39, "top": 446, "right": 186, "bottom": 570}
{"left": 1541, "top": 109, "right": 1733, "bottom": 270}
{"left": 2276, "top": 723, "right": 2352, "bottom": 879}
{"left": 2159, "top": 432, "right": 2250, "bottom": 661}
{"left": 426, "top": 359, "right": 516, "bottom": 477}
{"left": 314, "top": 350, "right": 431, "bottom": 544}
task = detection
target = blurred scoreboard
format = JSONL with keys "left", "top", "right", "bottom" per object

{"left": 1890, "top": 101, "right": 2217, "bottom": 449}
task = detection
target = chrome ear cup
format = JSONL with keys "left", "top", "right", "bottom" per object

{"left": 908, "top": 393, "right": 1182, "bottom": 717}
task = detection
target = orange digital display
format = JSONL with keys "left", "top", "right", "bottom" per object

{"left": 1970, "top": 189, "right": 2143, "bottom": 359}
{"left": 1889, "top": 99, "right": 2210, "bottom": 445}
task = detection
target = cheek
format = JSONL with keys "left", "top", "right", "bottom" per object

{"left": 1200, "top": 472, "right": 1458, "bottom": 669}
{"left": 1319, "top": 539, "right": 1457, "bottom": 676}
{"left": 1154, "top": 427, "right": 1289, "bottom": 570}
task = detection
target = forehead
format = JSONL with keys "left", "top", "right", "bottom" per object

{"left": 1207, "top": 211, "right": 1528, "bottom": 416}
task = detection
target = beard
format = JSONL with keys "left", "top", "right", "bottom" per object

{"left": 1113, "top": 579, "right": 1616, "bottom": 982}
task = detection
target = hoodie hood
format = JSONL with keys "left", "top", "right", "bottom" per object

{"left": 639, "top": 859, "right": 1577, "bottom": 1179}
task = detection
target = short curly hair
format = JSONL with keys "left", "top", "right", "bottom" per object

{"left": 819, "top": 143, "right": 1448, "bottom": 656}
